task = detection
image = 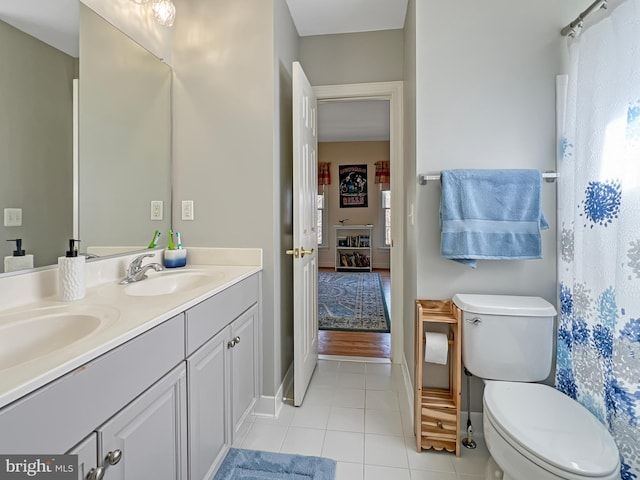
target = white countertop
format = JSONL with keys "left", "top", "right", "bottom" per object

{"left": 0, "top": 248, "right": 262, "bottom": 409}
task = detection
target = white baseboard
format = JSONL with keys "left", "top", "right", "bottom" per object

{"left": 253, "top": 363, "right": 293, "bottom": 418}
{"left": 372, "top": 263, "right": 390, "bottom": 270}
{"left": 400, "top": 352, "right": 414, "bottom": 418}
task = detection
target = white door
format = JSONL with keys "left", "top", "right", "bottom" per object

{"left": 290, "top": 61, "right": 318, "bottom": 406}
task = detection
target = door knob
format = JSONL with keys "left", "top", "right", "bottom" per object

{"left": 285, "top": 248, "right": 300, "bottom": 258}
{"left": 86, "top": 467, "right": 105, "bottom": 480}
{"left": 300, "top": 247, "right": 314, "bottom": 257}
{"left": 105, "top": 449, "right": 123, "bottom": 466}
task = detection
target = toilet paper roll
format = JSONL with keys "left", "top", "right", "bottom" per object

{"left": 424, "top": 332, "right": 449, "bottom": 365}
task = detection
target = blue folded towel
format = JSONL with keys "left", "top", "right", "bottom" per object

{"left": 440, "top": 169, "right": 549, "bottom": 268}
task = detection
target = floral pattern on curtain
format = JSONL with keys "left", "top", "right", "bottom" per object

{"left": 557, "top": 1, "right": 640, "bottom": 478}
{"left": 374, "top": 160, "right": 390, "bottom": 190}
{"left": 318, "top": 162, "right": 331, "bottom": 187}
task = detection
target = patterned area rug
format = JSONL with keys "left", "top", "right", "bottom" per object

{"left": 213, "top": 448, "right": 336, "bottom": 480}
{"left": 318, "top": 271, "right": 390, "bottom": 333}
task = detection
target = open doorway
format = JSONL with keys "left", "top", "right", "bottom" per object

{"left": 308, "top": 81, "right": 404, "bottom": 366}
{"left": 316, "top": 99, "right": 392, "bottom": 358}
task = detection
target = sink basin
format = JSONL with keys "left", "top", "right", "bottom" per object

{"left": 0, "top": 305, "right": 120, "bottom": 371}
{"left": 123, "top": 271, "right": 222, "bottom": 297}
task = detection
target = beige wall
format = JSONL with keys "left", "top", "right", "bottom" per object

{"left": 413, "top": 0, "right": 585, "bottom": 411}
{"left": 172, "top": 0, "right": 299, "bottom": 398}
{"left": 172, "top": 3, "right": 404, "bottom": 402}
{"left": 273, "top": 0, "right": 299, "bottom": 397}
{"left": 0, "top": 20, "right": 75, "bottom": 270}
{"left": 403, "top": 0, "right": 418, "bottom": 394}
{"left": 299, "top": 29, "right": 403, "bottom": 85}
{"left": 317, "top": 142, "right": 391, "bottom": 269}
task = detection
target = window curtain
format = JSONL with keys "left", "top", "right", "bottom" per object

{"left": 318, "top": 162, "right": 331, "bottom": 188}
{"left": 374, "top": 160, "right": 390, "bottom": 190}
{"left": 556, "top": 1, "right": 640, "bottom": 477}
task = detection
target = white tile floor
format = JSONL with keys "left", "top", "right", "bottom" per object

{"left": 235, "top": 359, "right": 490, "bottom": 480}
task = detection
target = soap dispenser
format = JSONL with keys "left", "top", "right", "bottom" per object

{"left": 58, "top": 239, "right": 86, "bottom": 301}
{"left": 4, "top": 239, "right": 34, "bottom": 273}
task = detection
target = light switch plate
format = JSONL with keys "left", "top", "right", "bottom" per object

{"left": 181, "top": 201, "right": 194, "bottom": 221}
{"left": 4, "top": 208, "right": 22, "bottom": 227}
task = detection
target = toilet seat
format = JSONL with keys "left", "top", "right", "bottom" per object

{"left": 484, "top": 382, "right": 619, "bottom": 479}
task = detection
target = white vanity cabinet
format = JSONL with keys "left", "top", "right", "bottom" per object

{"left": 187, "top": 325, "right": 230, "bottom": 480}
{"left": 229, "top": 305, "right": 259, "bottom": 434}
{"left": 98, "top": 364, "right": 187, "bottom": 480}
{"left": 0, "top": 270, "right": 262, "bottom": 480}
{"left": 68, "top": 365, "right": 187, "bottom": 480}
{"left": 0, "top": 314, "right": 185, "bottom": 456}
{"left": 186, "top": 274, "right": 260, "bottom": 480}
{"left": 0, "top": 314, "right": 185, "bottom": 480}
{"left": 69, "top": 434, "right": 99, "bottom": 480}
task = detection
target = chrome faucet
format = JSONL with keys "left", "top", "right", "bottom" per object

{"left": 119, "top": 253, "right": 165, "bottom": 285}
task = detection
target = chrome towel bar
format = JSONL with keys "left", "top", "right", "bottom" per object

{"left": 418, "top": 171, "right": 558, "bottom": 186}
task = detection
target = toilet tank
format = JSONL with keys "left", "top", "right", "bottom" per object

{"left": 453, "top": 294, "right": 557, "bottom": 382}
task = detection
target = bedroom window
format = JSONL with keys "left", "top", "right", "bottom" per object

{"left": 317, "top": 193, "right": 327, "bottom": 247}
{"left": 381, "top": 190, "right": 391, "bottom": 247}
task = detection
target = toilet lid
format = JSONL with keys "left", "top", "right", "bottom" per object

{"left": 453, "top": 293, "right": 557, "bottom": 316}
{"left": 484, "top": 382, "right": 619, "bottom": 477}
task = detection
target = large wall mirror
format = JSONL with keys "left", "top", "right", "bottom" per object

{"left": 0, "top": 0, "right": 172, "bottom": 274}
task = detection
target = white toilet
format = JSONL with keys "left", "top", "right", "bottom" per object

{"left": 453, "top": 294, "right": 620, "bottom": 480}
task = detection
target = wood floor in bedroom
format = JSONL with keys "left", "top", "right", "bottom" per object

{"left": 318, "top": 268, "right": 391, "bottom": 359}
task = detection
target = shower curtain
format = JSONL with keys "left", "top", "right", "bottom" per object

{"left": 556, "top": 1, "right": 640, "bottom": 478}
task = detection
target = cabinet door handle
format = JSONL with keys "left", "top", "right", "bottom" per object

{"left": 86, "top": 466, "right": 105, "bottom": 480}
{"left": 227, "top": 339, "right": 236, "bottom": 348}
{"left": 105, "top": 449, "right": 123, "bottom": 466}
{"left": 234, "top": 336, "right": 241, "bottom": 344}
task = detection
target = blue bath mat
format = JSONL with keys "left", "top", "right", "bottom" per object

{"left": 213, "top": 448, "right": 336, "bottom": 480}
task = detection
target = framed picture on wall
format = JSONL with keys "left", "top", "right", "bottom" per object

{"left": 339, "top": 164, "right": 368, "bottom": 208}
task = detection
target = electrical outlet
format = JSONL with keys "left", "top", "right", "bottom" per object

{"left": 182, "top": 200, "right": 194, "bottom": 221}
{"left": 4, "top": 208, "right": 22, "bottom": 227}
{"left": 151, "top": 201, "right": 163, "bottom": 221}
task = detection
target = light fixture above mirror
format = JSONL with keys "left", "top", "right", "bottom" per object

{"left": 152, "top": 0, "right": 176, "bottom": 27}
{"left": 130, "top": 0, "right": 176, "bottom": 27}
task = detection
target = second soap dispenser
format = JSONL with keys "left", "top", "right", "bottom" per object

{"left": 4, "top": 239, "right": 34, "bottom": 273}
{"left": 58, "top": 239, "right": 86, "bottom": 301}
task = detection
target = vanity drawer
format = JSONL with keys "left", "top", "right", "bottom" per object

{"left": 185, "top": 273, "right": 259, "bottom": 356}
{"left": 0, "top": 313, "right": 185, "bottom": 454}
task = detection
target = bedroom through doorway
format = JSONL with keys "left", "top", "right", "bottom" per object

{"left": 316, "top": 99, "right": 392, "bottom": 359}
{"left": 318, "top": 268, "right": 391, "bottom": 358}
